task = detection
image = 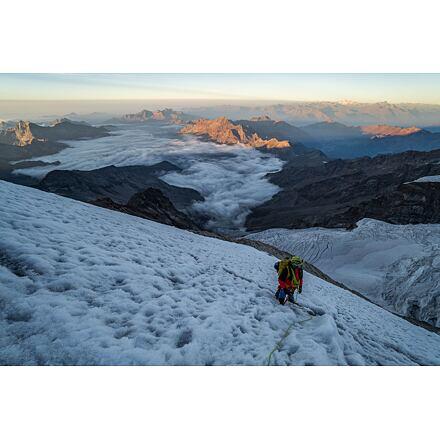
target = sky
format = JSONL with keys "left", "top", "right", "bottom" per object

{"left": 1, "top": 73, "right": 440, "bottom": 104}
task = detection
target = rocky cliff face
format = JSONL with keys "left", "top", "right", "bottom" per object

{"left": 245, "top": 149, "right": 440, "bottom": 231}
{"left": 15, "top": 121, "right": 43, "bottom": 146}
{"left": 0, "top": 119, "right": 110, "bottom": 147}
{"left": 0, "top": 121, "right": 43, "bottom": 146}
{"left": 180, "top": 117, "right": 291, "bottom": 149}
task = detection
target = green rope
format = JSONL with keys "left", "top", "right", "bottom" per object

{"left": 266, "top": 315, "right": 314, "bottom": 366}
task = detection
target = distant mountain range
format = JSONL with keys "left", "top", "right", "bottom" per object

{"left": 179, "top": 115, "right": 440, "bottom": 159}
{"left": 3, "top": 112, "right": 440, "bottom": 236}
{"left": 110, "top": 108, "right": 195, "bottom": 124}
{"left": 301, "top": 121, "right": 440, "bottom": 158}
{"left": 180, "top": 101, "right": 440, "bottom": 126}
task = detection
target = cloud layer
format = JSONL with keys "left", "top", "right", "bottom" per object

{"left": 17, "top": 124, "right": 283, "bottom": 233}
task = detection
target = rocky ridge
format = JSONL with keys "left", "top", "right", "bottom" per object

{"left": 180, "top": 117, "right": 291, "bottom": 149}
{"left": 92, "top": 187, "right": 200, "bottom": 230}
{"left": 116, "top": 108, "right": 194, "bottom": 124}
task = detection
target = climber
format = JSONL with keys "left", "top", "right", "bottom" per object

{"left": 274, "top": 256, "right": 304, "bottom": 305}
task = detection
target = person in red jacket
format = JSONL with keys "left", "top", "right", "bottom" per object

{"left": 274, "top": 256, "right": 304, "bottom": 305}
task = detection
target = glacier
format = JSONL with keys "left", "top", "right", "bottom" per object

{"left": 1, "top": 182, "right": 440, "bottom": 365}
{"left": 248, "top": 219, "right": 440, "bottom": 327}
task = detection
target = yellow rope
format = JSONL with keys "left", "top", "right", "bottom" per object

{"left": 266, "top": 316, "right": 314, "bottom": 366}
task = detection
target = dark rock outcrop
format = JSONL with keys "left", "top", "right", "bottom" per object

{"left": 0, "top": 140, "right": 65, "bottom": 162}
{"left": 344, "top": 181, "right": 440, "bottom": 225}
{"left": 237, "top": 118, "right": 316, "bottom": 146}
{"left": 246, "top": 149, "right": 440, "bottom": 231}
{"left": 36, "top": 161, "right": 203, "bottom": 210}
{"left": 92, "top": 188, "right": 200, "bottom": 230}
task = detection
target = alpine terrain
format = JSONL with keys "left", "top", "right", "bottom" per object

{"left": 1, "top": 181, "right": 440, "bottom": 365}
{"left": 248, "top": 219, "right": 440, "bottom": 328}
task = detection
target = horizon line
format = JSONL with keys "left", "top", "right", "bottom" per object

{"left": 1, "top": 98, "right": 440, "bottom": 106}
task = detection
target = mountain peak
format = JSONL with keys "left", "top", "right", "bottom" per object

{"left": 118, "top": 108, "right": 193, "bottom": 124}
{"left": 361, "top": 124, "right": 423, "bottom": 137}
{"left": 180, "top": 117, "right": 290, "bottom": 149}
{"left": 250, "top": 115, "right": 272, "bottom": 121}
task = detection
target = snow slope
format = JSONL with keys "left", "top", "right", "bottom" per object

{"left": 248, "top": 219, "right": 440, "bottom": 327}
{"left": 1, "top": 182, "right": 440, "bottom": 365}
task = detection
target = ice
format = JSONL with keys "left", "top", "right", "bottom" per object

{"left": 248, "top": 219, "right": 440, "bottom": 327}
{"left": 1, "top": 182, "right": 440, "bottom": 365}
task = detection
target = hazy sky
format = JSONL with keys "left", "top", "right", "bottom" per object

{"left": 1, "top": 73, "right": 440, "bottom": 104}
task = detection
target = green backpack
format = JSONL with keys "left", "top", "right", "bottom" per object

{"left": 277, "top": 256, "right": 304, "bottom": 286}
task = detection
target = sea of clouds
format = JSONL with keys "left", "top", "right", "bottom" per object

{"left": 16, "top": 124, "right": 283, "bottom": 233}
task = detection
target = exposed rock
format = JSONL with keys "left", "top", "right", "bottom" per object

{"left": 235, "top": 118, "right": 320, "bottom": 153}
{"left": 180, "top": 117, "right": 328, "bottom": 166}
{"left": 114, "top": 108, "right": 194, "bottom": 124}
{"left": 0, "top": 119, "right": 110, "bottom": 147}
{"left": 180, "top": 117, "right": 290, "bottom": 148}
{"left": 92, "top": 188, "right": 200, "bottom": 230}
{"left": 36, "top": 161, "right": 203, "bottom": 210}
{"left": 361, "top": 124, "right": 422, "bottom": 137}
{"left": 245, "top": 149, "right": 440, "bottom": 231}
{"left": 0, "top": 157, "right": 61, "bottom": 185}
{"left": 344, "top": 181, "right": 440, "bottom": 225}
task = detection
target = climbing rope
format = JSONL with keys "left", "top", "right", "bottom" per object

{"left": 266, "top": 312, "right": 315, "bottom": 366}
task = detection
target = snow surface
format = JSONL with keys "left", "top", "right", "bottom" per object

{"left": 248, "top": 219, "right": 440, "bottom": 327}
{"left": 13, "top": 123, "right": 282, "bottom": 233}
{"left": 1, "top": 182, "right": 440, "bottom": 365}
{"left": 412, "top": 175, "right": 440, "bottom": 183}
